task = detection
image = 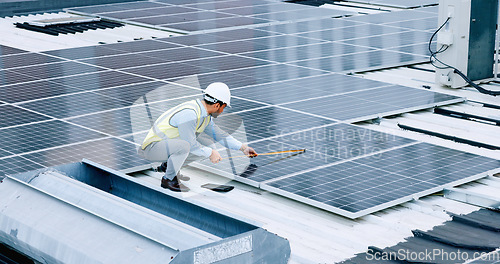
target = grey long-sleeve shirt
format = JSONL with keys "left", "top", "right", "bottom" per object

{"left": 170, "top": 99, "right": 242, "bottom": 157}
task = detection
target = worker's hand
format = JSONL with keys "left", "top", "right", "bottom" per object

{"left": 210, "top": 149, "right": 222, "bottom": 164}
{"left": 241, "top": 144, "right": 258, "bottom": 158}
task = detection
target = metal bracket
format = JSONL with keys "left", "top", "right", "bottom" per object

{"left": 443, "top": 187, "right": 500, "bottom": 209}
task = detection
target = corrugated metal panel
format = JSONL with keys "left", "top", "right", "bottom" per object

{"left": 341, "top": 209, "right": 500, "bottom": 263}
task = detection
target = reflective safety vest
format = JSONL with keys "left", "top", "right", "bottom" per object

{"left": 141, "top": 100, "right": 211, "bottom": 149}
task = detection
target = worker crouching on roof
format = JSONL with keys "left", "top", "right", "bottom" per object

{"left": 140, "top": 82, "right": 258, "bottom": 192}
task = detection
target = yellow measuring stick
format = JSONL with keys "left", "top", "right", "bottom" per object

{"left": 225, "top": 149, "right": 306, "bottom": 159}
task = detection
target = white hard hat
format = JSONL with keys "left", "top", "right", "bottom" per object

{"left": 204, "top": 82, "right": 231, "bottom": 107}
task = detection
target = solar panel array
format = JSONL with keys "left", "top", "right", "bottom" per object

{"left": 194, "top": 122, "right": 499, "bottom": 218}
{"left": 68, "top": 0, "right": 354, "bottom": 33}
{"left": 68, "top": 0, "right": 439, "bottom": 71}
{"left": 252, "top": 7, "right": 439, "bottom": 71}
{"left": 1, "top": 2, "right": 498, "bottom": 218}
{"left": 263, "top": 142, "right": 498, "bottom": 218}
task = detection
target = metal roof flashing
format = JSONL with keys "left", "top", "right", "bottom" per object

{"left": 0, "top": 160, "right": 290, "bottom": 263}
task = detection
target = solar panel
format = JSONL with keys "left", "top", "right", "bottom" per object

{"left": 63, "top": 4, "right": 129, "bottom": 14}
{"left": 79, "top": 53, "right": 169, "bottom": 69}
{"left": 21, "top": 137, "right": 151, "bottom": 171}
{"left": 8, "top": 61, "right": 105, "bottom": 80}
{"left": 213, "top": 106, "right": 336, "bottom": 143}
{"left": 0, "top": 52, "right": 62, "bottom": 69}
{"left": 204, "top": 138, "right": 325, "bottom": 186}
{"left": 48, "top": 71, "right": 150, "bottom": 91}
{"left": 43, "top": 45, "right": 127, "bottom": 60}
{"left": 67, "top": 1, "right": 355, "bottom": 33}
{"left": 156, "top": 33, "right": 238, "bottom": 46}
{"left": 130, "top": 12, "right": 235, "bottom": 26}
{"left": 262, "top": 143, "right": 500, "bottom": 218}
{"left": 0, "top": 80, "right": 81, "bottom": 103}
{"left": 167, "top": 71, "right": 262, "bottom": 90}
{"left": 18, "top": 91, "right": 133, "bottom": 119}
{"left": 251, "top": 8, "right": 350, "bottom": 21}
{"left": 66, "top": 97, "right": 266, "bottom": 138}
{"left": 218, "top": 5, "right": 284, "bottom": 16}
{"left": 246, "top": 34, "right": 327, "bottom": 47}
{"left": 199, "top": 28, "right": 284, "bottom": 42}
{"left": 123, "top": 61, "right": 205, "bottom": 80}
{"left": 0, "top": 105, "right": 51, "bottom": 128}
{"left": 0, "top": 120, "right": 107, "bottom": 154}
{"left": 224, "top": 64, "right": 327, "bottom": 83}
{"left": 339, "top": 31, "right": 433, "bottom": 50}
{"left": 295, "top": 24, "right": 409, "bottom": 42}
{"left": 344, "top": 8, "right": 436, "bottom": 24}
{"left": 196, "top": 35, "right": 325, "bottom": 54}
{"left": 0, "top": 156, "right": 44, "bottom": 178}
{"left": 70, "top": 1, "right": 167, "bottom": 13}
{"left": 0, "top": 148, "right": 13, "bottom": 158}
{"left": 345, "top": 0, "right": 438, "bottom": 9}
{"left": 183, "top": 55, "right": 271, "bottom": 72}
{"left": 153, "top": 0, "right": 200, "bottom": 5}
{"left": 164, "top": 11, "right": 235, "bottom": 21}
{"left": 194, "top": 39, "right": 273, "bottom": 54}
{"left": 100, "top": 39, "right": 182, "bottom": 53}
{"left": 164, "top": 17, "right": 272, "bottom": 32}
{"left": 279, "top": 85, "right": 463, "bottom": 122}
{"left": 232, "top": 73, "right": 388, "bottom": 106}
{"left": 192, "top": 123, "right": 416, "bottom": 186}
{"left": 100, "top": 6, "right": 200, "bottom": 19}
{"left": 98, "top": 10, "right": 159, "bottom": 20}
{"left": 255, "top": 18, "right": 361, "bottom": 34}
{"left": 239, "top": 42, "right": 374, "bottom": 63}
{"left": 291, "top": 50, "right": 429, "bottom": 73}
{"left": 388, "top": 42, "right": 433, "bottom": 57}
{"left": 93, "top": 81, "right": 201, "bottom": 104}
{"left": 384, "top": 17, "right": 438, "bottom": 31}
{"left": 124, "top": 55, "right": 271, "bottom": 80}
{"left": 0, "top": 69, "right": 40, "bottom": 86}
{"left": 163, "top": 64, "right": 327, "bottom": 90}
{"left": 0, "top": 45, "right": 27, "bottom": 56}
{"left": 137, "top": 47, "right": 224, "bottom": 63}
{"left": 184, "top": 0, "right": 273, "bottom": 10}
{"left": 271, "top": 123, "right": 416, "bottom": 162}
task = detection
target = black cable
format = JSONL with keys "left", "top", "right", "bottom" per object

{"left": 453, "top": 69, "right": 500, "bottom": 95}
{"left": 428, "top": 17, "right": 500, "bottom": 96}
{"left": 428, "top": 17, "right": 450, "bottom": 57}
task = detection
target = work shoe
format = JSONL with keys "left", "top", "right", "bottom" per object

{"left": 156, "top": 162, "right": 168, "bottom": 173}
{"left": 156, "top": 163, "right": 190, "bottom": 181}
{"left": 161, "top": 176, "right": 190, "bottom": 192}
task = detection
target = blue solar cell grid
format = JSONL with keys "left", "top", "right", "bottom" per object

{"left": 1, "top": 0, "right": 495, "bottom": 219}
{"left": 263, "top": 143, "right": 500, "bottom": 218}
{"left": 68, "top": 0, "right": 356, "bottom": 33}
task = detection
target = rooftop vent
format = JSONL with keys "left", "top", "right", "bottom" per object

{"left": 15, "top": 16, "right": 123, "bottom": 36}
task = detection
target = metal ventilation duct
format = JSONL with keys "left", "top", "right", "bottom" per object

{"left": 0, "top": 159, "right": 290, "bottom": 264}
